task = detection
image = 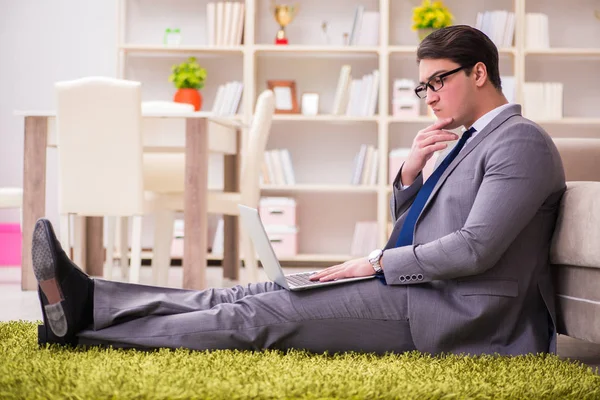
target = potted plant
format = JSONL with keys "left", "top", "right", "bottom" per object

{"left": 169, "top": 56, "right": 207, "bottom": 111}
{"left": 412, "top": 0, "right": 453, "bottom": 41}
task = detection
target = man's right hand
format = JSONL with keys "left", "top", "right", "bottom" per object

{"left": 401, "top": 117, "right": 458, "bottom": 186}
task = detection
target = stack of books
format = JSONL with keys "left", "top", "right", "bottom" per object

{"left": 211, "top": 81, "right": 243, "bottom": 116}
{"left": 475, "top": 10, "right": 516, "bottom": 47}
{"left": 261, "top": 149, "right": 296, "bottom": 185}
{"left": 206, "top": 2, "right": 245, "bottom": 46}
{"left": 348, "top": 6, "right": 380, "bottom": 46}
{"left": 523, "top": 82, "right": 563, "bottom": 120}
{"left": 331, "top": 65, "right": 379, "bottom": 117}
{"left": 351, "top": 144, "right": 378, "bottom": 185}
{"left": 525, "top": 13, "right": 550, "bottom": 49}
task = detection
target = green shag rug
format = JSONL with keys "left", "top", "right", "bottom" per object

{"left": 1, "top": 321, "right": 599, "bottom": 399}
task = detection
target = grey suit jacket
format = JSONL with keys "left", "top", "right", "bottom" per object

{"left": 381, "top": 104, "right": 566, "bottom": 355}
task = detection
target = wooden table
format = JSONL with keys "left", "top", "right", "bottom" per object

{"left": 16, "top": 110, "right": 241, "bottom": 291}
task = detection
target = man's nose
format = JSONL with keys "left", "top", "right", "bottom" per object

{"left": 426, "top": 89, "right": 439, "bottom": 106}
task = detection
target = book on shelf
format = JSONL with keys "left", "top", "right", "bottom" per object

{"left": 523, "top": 82, "right": 563, "bottom": 120}
{"left": 348, "top": 6, "right": 379, "bottom": 46}
{"left": 345, "top": 70, "right": 379, "bottom": 117}
{"left": 475, "top": 10, "right": 515, "bottom": 48}
{"left": 261, "top": 149, "right": 296, "bottom": 185}
{"left": 211, "top": 80, "right": 243, "bottom": 116}
{"left": 525, "top": 13, "right": 550, "bottom": 49}
{"left": 351, "top": 144, "right": 378, "bottom": 185}
{"left": 207, "top": 1, "right": 245, "bottom": 46}
{"left": 350, "top": 221, "right": 378, "bottom": 257}
{"left": 332, "top": 65, "right": 352, "bottom": 115}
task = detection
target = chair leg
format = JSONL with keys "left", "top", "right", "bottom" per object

{"left": 73, "top": 216, "right": 87, "bottom": 273}
{"left": 129, "top": 215, "right": 143, "bottom": 284}
{"left": 152, "top": 210, "right": 175, "bottom": 287}
{"left": 241, "top": 230, "right": 259, "bottom": 283}
{"left": 119, "top": 216, "right": 129, "bottom": 279}
{"left": 104, "top": 217, "right": 116, "bottom": 280}
{"left": 59, "top": 214, "right": 71, "bottom": 259}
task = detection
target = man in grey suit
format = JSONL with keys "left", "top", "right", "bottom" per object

{"left": 33, "top": 25, "right": 565, "bottom": 355}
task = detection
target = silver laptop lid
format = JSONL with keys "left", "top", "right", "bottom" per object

{"left": 238, "top": 205, "right": 290, "bottom": 289}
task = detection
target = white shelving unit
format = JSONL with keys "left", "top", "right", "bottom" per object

{"left": 116, "top": 0, "right": 600, "bottom": 265}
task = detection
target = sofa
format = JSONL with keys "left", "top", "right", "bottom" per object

{"left": 550, "top": 138, "right": 600, "bottom": 344}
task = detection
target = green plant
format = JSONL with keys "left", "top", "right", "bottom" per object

{"left": 412, "top": 0, "right": 453, "bottom": 31}
{"left": 169, "top": 56, "right": 207, "bottom": 90}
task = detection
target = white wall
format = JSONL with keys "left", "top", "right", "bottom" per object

{"left": 0, "top": 0, "right": 117, "bottom": 225}
{"left": 0, "top": 0, "right": 224, "bottom": 247}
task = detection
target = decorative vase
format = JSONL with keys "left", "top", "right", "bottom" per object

{"left": 174, "top": 88, "right": 202, "bottom": 111}
{"left": 417, "top": 28, "right": 438, "bottom": 42}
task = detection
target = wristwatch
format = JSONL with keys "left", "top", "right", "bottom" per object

{"left": 368, "top": 249, "right": 384, "bottom": 274}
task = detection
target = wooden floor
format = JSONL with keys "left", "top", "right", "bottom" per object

{"left": 1, "top": 265, "right": 598, "bottom": 372}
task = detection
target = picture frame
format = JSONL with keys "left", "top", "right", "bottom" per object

{"left": 301, "top": 92, "right": 319, "bottom": 116}
{"left": 267, "top": 80, "right": 299, "bottom": 114}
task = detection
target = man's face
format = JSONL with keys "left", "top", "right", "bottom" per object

{"left": 418, "top": 58, "right": 473, "bottom": 129}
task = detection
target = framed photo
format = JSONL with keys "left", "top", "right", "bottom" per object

{"left": 301, "top": 92, "right": 319, "bottom": 116}
{"left": 267, "top": 80, "right": 299, "bottom": 114}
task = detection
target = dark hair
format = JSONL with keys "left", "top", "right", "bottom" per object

{"left": 417, "top": 25, "right": 502, "bottom": 91}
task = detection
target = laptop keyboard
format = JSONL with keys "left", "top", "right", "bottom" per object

{"left": 285, "top": 272, "right": 322, "bottom": 287}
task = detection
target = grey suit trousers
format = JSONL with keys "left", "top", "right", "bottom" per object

{"left": 77, "top": 278, "right": 416, "bottom": 354}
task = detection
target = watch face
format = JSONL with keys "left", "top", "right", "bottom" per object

{"left": 368, "top": 249, "right": 382, "bottom": 261}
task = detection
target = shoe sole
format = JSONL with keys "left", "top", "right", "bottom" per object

{"left": 32, "top": 219, "right": 68, "bottom": 337}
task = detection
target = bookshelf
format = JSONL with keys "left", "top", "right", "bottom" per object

{"left": 117, "top": 0, "right": 600, "bottom": 265}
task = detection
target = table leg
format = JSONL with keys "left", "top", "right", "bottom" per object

{"left": 183, "top": 118, "right": 208, "bottom": 290}
{"left": 21, "top": 116, "right": 48, "bottom": 291}
{"left": 85, "top": 216, "right": 104, "bottom": 277}
{"left": 222, "top": 149, "right": 240, "bottom": 280}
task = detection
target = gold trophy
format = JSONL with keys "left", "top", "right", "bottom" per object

{"left": 271, "top": 2, "right": 299, "bottom": 45}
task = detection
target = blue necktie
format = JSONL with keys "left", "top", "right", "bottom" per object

{"left": 395, "top": 127, "right": 476, "bottom": 248}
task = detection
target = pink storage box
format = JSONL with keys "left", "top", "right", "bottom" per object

{"left": 0, "top": 223, "right": 22, "bottom": 266}
{"left": 265, "top": 225, "right": 298, "bottom": 257}
{"left": 259, "top": 197, "right": 296, "bottom": 226}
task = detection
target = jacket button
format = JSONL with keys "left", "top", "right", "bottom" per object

{"left": 399, "top": 276, "right": 406, "bottom": 282}
{"left": 411, "top": 274, "right": 417, "bottom": 281}
{"left": 417, "top": 274, "right": 423, "bottom": 280}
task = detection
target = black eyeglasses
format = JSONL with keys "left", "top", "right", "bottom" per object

{"left": 414, "top": 65, "right": 473, "bottom": 99}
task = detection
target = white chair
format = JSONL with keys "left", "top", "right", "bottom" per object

{"left": 55, "top": 77, "right": 149, "bottom": 282}
{"left": 57, "top": 77, "right": 274, "bottom": 286}
{"left": 148, "top": 90, "right": 275, "bottom": 285}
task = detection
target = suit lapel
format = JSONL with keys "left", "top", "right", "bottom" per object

{"left": 419, "top": 104, "right": 522, "bottom": 219}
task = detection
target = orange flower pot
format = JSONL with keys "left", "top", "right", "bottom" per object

{"left": 174, "top": 88, "right": 202, "bottom": 111}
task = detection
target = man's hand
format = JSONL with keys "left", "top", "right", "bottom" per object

{"left": 309, "top": 257, "right": 376, "bottom": 282}
{"left": 401, "top": 117, "right": 458, "bottom": 186}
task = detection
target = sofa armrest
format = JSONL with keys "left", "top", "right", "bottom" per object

{"left": 550, "top": 181, "right": 600, "bottom": 268}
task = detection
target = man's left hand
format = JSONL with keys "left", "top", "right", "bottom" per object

{"left": 309, "top": 257, "right": 376, "bottom": 282}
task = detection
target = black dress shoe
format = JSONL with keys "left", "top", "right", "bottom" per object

{"left": 32, "top": 218, "right": 94, "bottom": 346}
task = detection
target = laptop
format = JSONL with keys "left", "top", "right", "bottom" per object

{"left": 238, "top": 205, "right": 376, "bottom": 291}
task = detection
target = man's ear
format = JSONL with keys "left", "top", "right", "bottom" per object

{"left": 473, "top": 62, "right": 488, "bottom": 88}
